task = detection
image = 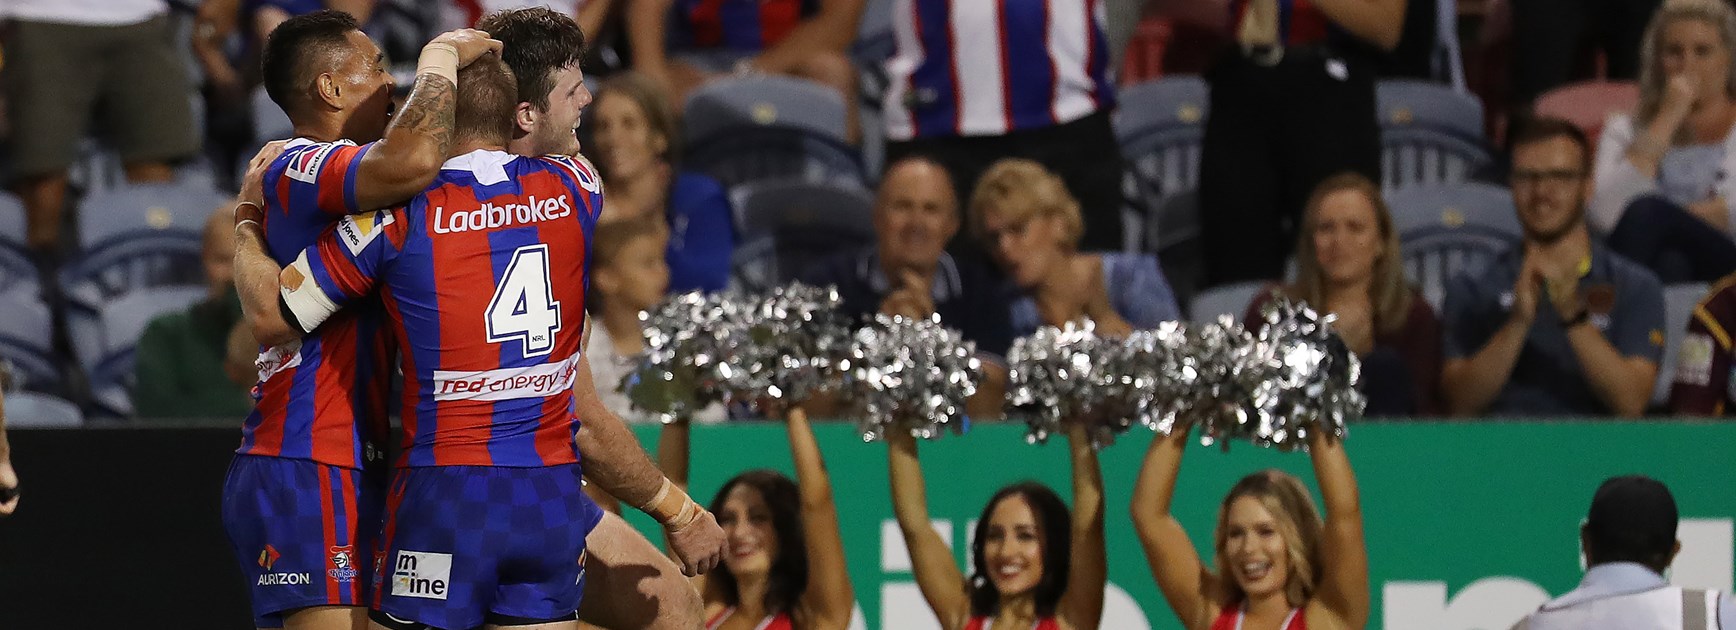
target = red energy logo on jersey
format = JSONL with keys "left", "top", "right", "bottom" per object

{"left": 258, "top": 545, "right": 281, "bottom": 569}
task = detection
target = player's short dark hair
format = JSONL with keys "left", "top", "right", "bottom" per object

{"left": 455, "top": 54, "right": 518, "bottom": 144}
{"left": 970, "top": 481, "right": 1072, "bottom": 619}
{"left": 261, "top": 10, "right": 363, "bottom": 118}
{"left": 475, "top": 7, "right": 586, "bottom": 113}
{"left": 1509, "top": 116, "right": 1593, "bottom": 174}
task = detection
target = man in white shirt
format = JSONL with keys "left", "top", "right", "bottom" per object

{"left": 3, "top": 0, "right": 199, "bottom": 255}
{"left": 1513, "top": 475, "right": 1735, "bottom": 629}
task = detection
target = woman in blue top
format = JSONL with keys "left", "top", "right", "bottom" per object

{"left": 969, "top": 159, "right": 1182, "bottom": 336}
{"left": 591, "top": 72, "right": 737, "bottom": 293}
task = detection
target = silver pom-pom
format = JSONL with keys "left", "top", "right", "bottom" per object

{"left": 729, "top": 283, "right": 854, "bottom": 407}
{"left": 1187, "top": 316, "right": 1267, "bottom": 449}
{"left": 843, "top": 314, "right": 981, "bottom": 442}
{"left": 621, "top": 290, "right": 750, "bottom": 424}
{"left": 1244, "top": 298, "right": 1362, "bottom": 449}
{"left": 1122, "top": 321, "right": 1199, "bottom": 438}
{"left": 1007, "top": 321, "right": 1124, "bottom": 446}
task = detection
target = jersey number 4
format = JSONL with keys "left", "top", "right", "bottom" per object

{"left": 486, "top": 244, "right": 562, "bottom": 357}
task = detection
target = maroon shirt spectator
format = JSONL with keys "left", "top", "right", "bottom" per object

{"left": 1242, "top": 172, "right": 1444, "bottom": 416}
{"left": 1669, "top": 274, "right": 1736, "bottom": 415}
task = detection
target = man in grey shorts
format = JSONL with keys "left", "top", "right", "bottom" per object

{"left": 3, "top": 0, "right": 198, "bottom": 254}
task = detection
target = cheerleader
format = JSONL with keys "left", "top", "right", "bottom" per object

{"left": 1130, "top": 430, "right": 1367, "bottom": 630}
{"left": 658, "top": 408, "right": 855, "bottom": 630}
{"left": 886, "top": 422, "right": 1105, "bottom": 630}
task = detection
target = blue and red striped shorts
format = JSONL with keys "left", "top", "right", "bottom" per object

{"left": 221, "top": 454, "right": 386, "bottom": 628}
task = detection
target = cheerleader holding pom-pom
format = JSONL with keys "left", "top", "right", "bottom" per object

{"left": 1130, "top": 429, "right": 1368, "bottom": 630}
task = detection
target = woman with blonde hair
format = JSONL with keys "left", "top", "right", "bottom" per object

{"left": 1131, "top": 429, "right": 1367, "bottom": 630}
{"left": 1593, "top": 0, "right": 1736, "bottom": 282}
{"left": 1242, "top": 172, "right": 1442, "bottom": 416}
{"left": 969, "top": 159, "right": 1180, "bottom": 337}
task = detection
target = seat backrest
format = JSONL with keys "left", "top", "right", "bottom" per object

{"left": 1380, "top": 127, "right": 1495, "bottom": 191}
{"left": 1113, "top": 76, "right": 1209, "bottom": 144}
{"left": 1377, "top": 79, "right": 1485, "bottom": 139}
{"left": 1389, "top": 183, "right": 1522, "bottom": 310}
{"left": 0, "top": 290, "right": 52, "bottom": 354}
{"left": 683, "top": 75, "right": 850, "bottom": 147}
{"left": 1147, "top": 189, "right": 1202, "bottom": 253}
{"left": 1534, "top": 80, "right": 1640, "bottom": 145}
{"left": 1190, "top": 280, "right": 1269, "bottom": 327}
{"left": 2, "top": 391, "right": 84, "bottom": 428}
{"left": 1656, "top": 282, "right": 1711, "bottom": 407}
{"left": 0, "top": 291, "right": 59, "bottom": 393}
{"left": 685, "top": 129, "right": 866, "bottom": 189}
{"left": 71, "top": 285, "right": 207, "bottom": 372}
{"left": 732, "top": 179, "right": 876, "bottom": 239}
{"left": 76, "top": 179, "right": 225, "bottom": 250}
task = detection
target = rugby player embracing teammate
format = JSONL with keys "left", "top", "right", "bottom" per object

{"left": 234, "top": 49, "right": 726, "bottom": 630}
{"left": 221, "top": 11, "right": 502, "bottom": 630}
{"left": 474, "top": 7, "right": 715, "bottom": 629}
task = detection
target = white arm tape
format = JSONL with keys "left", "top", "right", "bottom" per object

{"left": 280, "top": 251, "right": 341, "bottom": 334}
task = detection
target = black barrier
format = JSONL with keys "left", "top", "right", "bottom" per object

{"left": 0, "top": 427, "right": 252, "bottom": 628}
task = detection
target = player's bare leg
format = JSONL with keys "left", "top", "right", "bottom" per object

{"left": 577, "top": 512, "right": 704, "bottom": 630}
{"left": 484, "top": 622, "right": 582, "bottom": 630}
{"left": 282, "top": 605, "right": 369, "bottom": 630}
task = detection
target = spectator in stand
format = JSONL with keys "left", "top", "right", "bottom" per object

{"left": 970, "top": 159, "right": 1180, "bottom": 338}
{"left": 1198, "top": 0, "right": 1403, "bottom": 285}
{"left": 626, "top": 0, "right": 863, "bottom": 141}
{"left": 1511, "top": 0, "right": 1663, "bottom": 110}
{"left": 1592, "top": 0, "right": 1736, "bottom": 284}
{"left": 133, "top": 202, "right": 255, "bottom": 419}
{"left": 590, "top": 72, "right": 735, "bottom": 293}
{"left": 1442, "top": 118, "right": 1666, "bottom": 418}
{"left": 1668, "top": 271, "right": 1736, "bottom": 414}
{"left": 4, "top": 0, "right": 199, "bottom": 256}
{"left": 586, "top": 215, "right": 726, "bottom": 424}
{"left": 879, "top": 0, "right": 1124, "bottom": 253}
{"left": 1242, "top": 172, "right": 1442, "bottom": 416}
{"left": 803, "top": 155, "right": 1013, "bottom": 418}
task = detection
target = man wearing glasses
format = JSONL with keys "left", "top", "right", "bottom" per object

{"left": 1441, "top": 117, "right": 1666, "bottom": 418}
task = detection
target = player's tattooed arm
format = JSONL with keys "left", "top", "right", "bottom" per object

{"left": 352, "top": 28, "right": 502, "bottom": 211}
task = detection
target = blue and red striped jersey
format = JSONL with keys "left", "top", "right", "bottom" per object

{"left": 239, "top": 138, "right": 393, "bottom": 470}
{"left": 287, "top": 149, "right": 603, "bottom": 468}
{"left": 883, "top": 0, "right": 1115, "bottom": 141}
{"left": 668, "top": 0, "right": 818, "bottom": 52}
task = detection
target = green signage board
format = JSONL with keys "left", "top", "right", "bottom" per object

{"left": 617, "top": 420, "right": 1736, "bottom": 629}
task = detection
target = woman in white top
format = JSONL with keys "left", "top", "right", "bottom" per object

{"left": 1593, "top": 0, "right": 1736, "bottom": 282}
{"left": 584, "top": 215, "right": 726, "bottom": 424}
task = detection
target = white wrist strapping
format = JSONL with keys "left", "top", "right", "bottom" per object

{"left": 417, "top": 43, "right": 460, "bottom": 86}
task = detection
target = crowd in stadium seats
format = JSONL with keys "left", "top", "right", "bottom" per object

{"left": 10, "top": 0, "right": 1736, "bottom": 425}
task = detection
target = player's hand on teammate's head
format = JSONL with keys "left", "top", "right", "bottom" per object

{"left": 666, "top": 508, "right": 725, "bottom": 576}
{"left": 429, "top": 28, "right": 505, "bottom": 68}
{"left": 238, "top": 140, "right": 288, "bottom": 214}
{"left": 0, "top": 457, "right": 18, "bottom": 516}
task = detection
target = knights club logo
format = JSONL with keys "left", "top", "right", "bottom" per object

{"left": 329, "top": 545, "right": 359, "bottom": 583}
{"left": 258, "top": 545, "right": 281, "bottom": 570}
